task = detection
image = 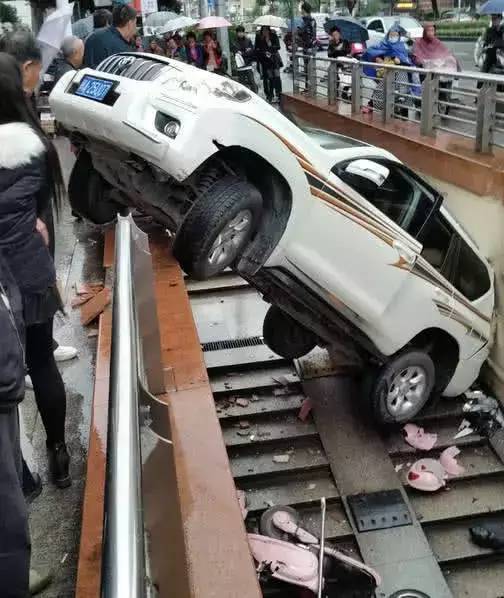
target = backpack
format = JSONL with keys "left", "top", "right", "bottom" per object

{"left": 0, "top": 254, "right": 25, "bottom": 410}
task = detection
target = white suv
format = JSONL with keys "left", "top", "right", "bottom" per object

{"left": 50, "top": 53, "right": 494, "bottom": 424}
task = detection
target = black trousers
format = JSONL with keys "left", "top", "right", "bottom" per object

{"left": 0, "top": 409, "right": 30, "bottom": 597}
{"left": 26, "top": 319, "right": 66, "bottom": 446}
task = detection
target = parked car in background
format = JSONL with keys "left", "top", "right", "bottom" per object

{"left": 50, "top": 52, "right": 495, "bottom": 425}
{"left": 440, "top": 9, "right": 474, "bottom": 22}
{"left": 361, "top": 16, "right": 423, "bottom": 44}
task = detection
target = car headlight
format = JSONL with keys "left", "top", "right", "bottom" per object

{"left": 155, "top": 112, "right": 180, "bottom": 139}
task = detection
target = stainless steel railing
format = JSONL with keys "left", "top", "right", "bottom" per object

{"left": 293, "top": 53, "right": 504, "bottom": 153}
{"left": 101, "top": 215, "right": 166, "bottom": 598}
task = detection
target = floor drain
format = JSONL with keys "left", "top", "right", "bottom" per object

{"left": 201, "top": 336, "right": 264, "bottom": 352}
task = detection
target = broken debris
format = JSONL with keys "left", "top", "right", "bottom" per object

{"left": 403, "top": 423, "right": 438, "bottom": 451}
{"left": 273, "top": 454, "right": 291, "bottom": 464}
{"left": 439, "top": 446, "right": 465, "bottom": 477}
{"left": 80, "top": 288, "right": 111, "bottom": 326}
{"left": 236, "top": 398, "right": 249, "bottom": 408}
{"left": 298, "top": 398, "right": 313, "bottom": 422}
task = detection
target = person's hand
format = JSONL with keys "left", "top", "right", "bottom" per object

{"left": 394, "top": 57, "right": 401, "bottom": 64}
{"left": 36, "top": 218, "right": 49, "bottom": 247}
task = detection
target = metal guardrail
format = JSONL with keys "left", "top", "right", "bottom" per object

{"left": 293, "top": 53, "right": 504, "bottom": 153}
{"left": 101, "top": 215, "right": 166, "bottom": 598}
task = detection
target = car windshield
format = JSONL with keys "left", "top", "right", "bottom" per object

{"left": 303, "top": 127, "right": 368, "bottom": 150}
{"left": 382, "top": 16, "right": 421, "bottom": 30}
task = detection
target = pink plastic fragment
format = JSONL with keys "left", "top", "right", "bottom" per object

{"left": 439, "top": 446, "right": 466, "bottom": 477}
{"left": 407, "top": 458, "right": 446, "bottom": 492}
{"left": 298, "top": 399, "right": 313, "bottom": 422}
{"left": 236, "top": 489, "right": 248, "bottom": 520}
{"left": 403, "top": 423, "right": 438, "bottom": 451}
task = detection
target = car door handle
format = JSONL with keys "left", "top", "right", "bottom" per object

{"left": 393, "top": 240, "right": 417, "bottom": 266}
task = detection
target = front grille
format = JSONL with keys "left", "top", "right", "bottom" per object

{"left": 201, "top": 337, "right": 265, "bottom": 352}
{"left": 96, "top": 53, "right": 169, "bottom": 82}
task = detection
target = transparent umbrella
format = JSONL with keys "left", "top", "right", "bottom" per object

{"left": 37, "top": 4, "right": 73, "bottom": 75}
{"left": 144, "top": 11, "right": 179, "bottom": 28}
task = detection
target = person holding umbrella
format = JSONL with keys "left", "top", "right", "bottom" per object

{"left": 327, "top": 26, "right": 350, "bottom": 59}
{"left": 203, "top": 30, "right": 224, "bottom": 73}
{"left": 255, "top": 25, "right": 283, "bottom": 103}
{"left": 481, "top": 14, "right": 504, "bottom": 75}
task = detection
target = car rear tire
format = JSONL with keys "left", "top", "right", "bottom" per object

{"left": 68, "top": 150, "right": 120, "bottom": 225}
{"left": 263, "top": 305, "right": 318, "bottom": 360}
{"left": 370, "top": 351, "right": 435, "bottom": 425}
{"left": 174, "top": 175, "right": 262, "bottom": 280}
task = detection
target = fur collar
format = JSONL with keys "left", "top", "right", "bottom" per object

{"left": 0, "top": 122, "right": 45, "bottom": 170}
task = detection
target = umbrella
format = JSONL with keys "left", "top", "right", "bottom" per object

{"left": 159, "top": 16, "right": 198, "bottom": 34}
{"left": 37, "top": 3, "right": 73, "bottom": 75}
{"left": 323, "top": 16, "right": 369, "bottom": 43}
{"left": 254, "top": 15, "right": 288, "bottom": 29}
{"left": 144, "top": 11, "right": 178, "bottom": 28}
{"left": 72, "top": 15, "right": 93, "bottom": 40}
{"left": 479, "top": 0, "right": 504, "bottom": 14}
{"left": 197, "top": 16, "right": 231, "bottom": 29}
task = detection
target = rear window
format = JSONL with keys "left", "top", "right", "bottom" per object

{"left": 452, "top": 239, "right": 491, "bottom": 301}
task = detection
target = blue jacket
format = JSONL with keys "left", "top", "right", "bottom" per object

{"left": 84, "top": 26, "right": 134, "bottom": 69}
{"left": 0, "top": 123, "right": 56, "bottom": 298}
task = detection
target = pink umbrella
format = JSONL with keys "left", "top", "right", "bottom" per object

{"left": 198, "top": 16, "right": 231, "bottom": 29}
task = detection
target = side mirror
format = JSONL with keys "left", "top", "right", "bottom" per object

{"left": 344, "top": 159, "right": 390, "bottom": 187}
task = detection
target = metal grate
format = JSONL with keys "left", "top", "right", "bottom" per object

{"left": 97, "top": 54, "right": 168, "bottom": 82}
{"left": 201, "top": 336, "right": 264, "bottom": 352}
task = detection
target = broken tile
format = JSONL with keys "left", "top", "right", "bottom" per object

{"left": 236, "top": 398, "right": 249, "bottom": 408}
{"left": 307, "top": 483, "right": 317, "bottom": 490}
{"left": 71, "top": 293, "right": 94, "bottom": 308}
{"left": 80, "top": 288, "right": 111, "bottom": 326}
{"left": 87, "top": 329, "right": 99, "bottom": 338}
{"left": 239, "top": 421, "right": 250, "bottom": 429}
{"left": 273, "top": 454, "right": 291, "bottom": 464}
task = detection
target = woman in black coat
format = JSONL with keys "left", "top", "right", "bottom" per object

{"left": 0, "top": 53, "right": 70, "bottom": 488}
{"left": 255, "top": 26, "right": 283, "bottom": 103}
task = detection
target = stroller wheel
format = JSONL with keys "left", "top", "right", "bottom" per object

{"left": 260, "top": 505, "right": 300, "bottom": 541}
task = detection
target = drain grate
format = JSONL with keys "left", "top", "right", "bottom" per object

{"left": 201, "top": 336, "right": 264, "bottom": 352}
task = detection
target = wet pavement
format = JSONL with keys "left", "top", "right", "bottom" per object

{"left": 22, "top": 140, "right": 104, "bottom": 597}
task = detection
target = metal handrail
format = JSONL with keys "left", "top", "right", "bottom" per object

{"left": 293, "top": 52, "right": 504, "bottom": 152}
{"left": 102, "top": 215, "right": 145, "bottom": 598}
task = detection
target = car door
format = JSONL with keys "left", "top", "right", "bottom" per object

{"left": 366, "top": 19, "right": 385, "bottom": 43}
{"left": 288, "top": 157, "right": 442, "bottom": 324}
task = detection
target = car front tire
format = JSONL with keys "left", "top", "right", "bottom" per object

{"left": 174, "top": 175, "right": 262, "bottom": 280}
{"left": 262, "top": 305, "right": 318, "bottom": 360}
{"left": 370, "top": 351, "right": 435, "bottom": 424}
{"left": 68, "top": 150, "right": 120, "bottom": 225}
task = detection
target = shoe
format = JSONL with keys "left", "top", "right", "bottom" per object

{"left": 47, "top": 442, "right": 72, "bottom": 488}
{"left": 53, "top": 345, "right": 78, "bottom": 362}
{"left": 25, "top": 472, "right": 43, "bottom": 504}
{"left": 29, "top": 568, "right": 52, "bottom": 595}
{"left": 25, "top": 374, "right": 33, "bottom": 390}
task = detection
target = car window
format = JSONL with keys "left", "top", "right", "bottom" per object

{"left": 399, "top": 17, "right": 421, "bottom": 29}
{"left": 333, "top": 159, "right": 436, "bottom": 237}
{"left": 367, "top": 20, "right": 384, "bottom": 32}
{"left": 418, "top": 212, "right": 455, "bottom": 274}
{"left": 452, "top": 237, "right": 491, "bottom": 300}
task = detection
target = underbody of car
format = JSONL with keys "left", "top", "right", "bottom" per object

{"left": 50, "top": 52, "right": 495, "bottom": 425}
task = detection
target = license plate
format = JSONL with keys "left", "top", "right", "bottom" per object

{"left": 75, "top": 75, "right": 114, "bottom": 102}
